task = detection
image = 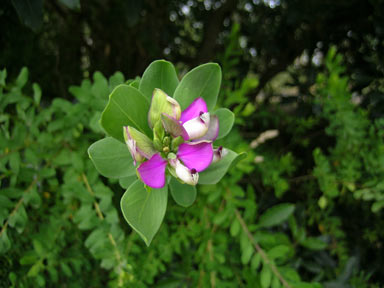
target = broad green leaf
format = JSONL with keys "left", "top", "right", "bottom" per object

{"left": 198, "top": 149, "right": 246, "bottom": 185}
{"left": 120, "top": 180, "right": 168, "bottom": 246}
{"left": 169, "top": 178, "right": 196, "bottom": 207}
{"left": 101, "top": 85, "right": 151, "bottom": 141}
{"left": 119, "top": 175, "right": 137, "bottom": 189}
{"left": 174, "top": 63, "right": 221, "bottom": 111}
{"left": 260, "top": 265, "right": 272, "bottom": 288}
{"left": 258, "top": 203, "right": 295, "bottom": 228}
{"left": 139, "top": 60, "right": 179, "bottom": 100}
{"left": 267, "top": 245, "right": 291, "bottom": 261}
{"left": 214, "top": 108, "right": 234, "bottom": 139}
{"left": 88, "top": 137, "right": 135, "bottom": 178}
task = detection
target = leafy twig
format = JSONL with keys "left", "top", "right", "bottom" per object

{"left": 0, "top": 178, "right": 38, "bottom": 237}
{"left": 234, "top": 209, "right": 293, "bottom": 288}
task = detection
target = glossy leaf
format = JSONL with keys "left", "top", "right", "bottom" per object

{"left": 169, "top": 177, "right": 196, "bottom": 207}
{"left": 101, "top": 85, "right": 151, "bottom": 141}
{"left": 214, "top": 108, "right": 234, "bottom": 139}
{"left": 198, "top": 149, "right": 246, "bottom": 185}
{"left": 258, "top": 203, "right": 295, "bottom": 228}
{"left": 174, "top": 63, "right": 221, "bottom": 111}
{"left": 88, "top": 137, "right": 135, "bottom": 178}
{"left": 139, "top": 60, "right": 179, "bottom": 100}
{"left": 120, "top": 180, "right": 168, "bottom": 246}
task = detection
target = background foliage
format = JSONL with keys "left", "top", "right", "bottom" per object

{"left": 1, "top": 0, "right": 384, "bottom": 287}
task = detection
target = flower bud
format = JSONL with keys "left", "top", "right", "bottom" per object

{"left": 124, "top": 126, "right": 156, "bottom": 165}
{"left": 212, "top": 146, "right": 227, "bottom": 163}
{"left": 148, "top": 89, "right": 181, "bottom": 128}
{"left": 182, "top": 112, "right": 210, "bottom": 140}
{"left": 169, "top": 159, "right": 199, "bottom": 185}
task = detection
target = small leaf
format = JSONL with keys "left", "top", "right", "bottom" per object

{"left": 198, "top": 149, "right": 246, "bottom": 185}
{"left": 300, "top": 237, "right": 327, "bottom": 250}
{"left": 169, "top": 177, "right": 196, "bottom": 207}
{"left": 230, "top": 219, "right": 240, "bottom": 237}
{"left": 251, "top": 253, "right": 262, "bottom": 270}
{"left": 260, "top": 265, "right": 272, "bottom": 288}
{"left": 0, "top": 231, "right": 11, "bottom": 254}
{"left": 139, "top": 60, "right": 179, "bottom": 100}
{"left": 258, "top": 203, "right": 295, "bottom": 228}
{"left": 120, "top": 180, "right": 168, "bottom": 246}
{"left": 15, "top": 67, "right": 29, "bottom": 88}
{"left": 174, "top": 63, "right": 221, "bottom": 111}
{"left": 32, "top": 83, "right": 41, "bottom": 105}
{"left": 101, "top": 85, "right": 151, "bottom": 142}
{"left": 214, "top": 108, "right": 234, "bottom": 139}
{"left": 88, "top": 137, "right": 136, "bottom": 178}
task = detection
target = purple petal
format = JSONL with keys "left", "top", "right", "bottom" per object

{"left": 192, "top": 115, "right": 219, "bottom": 142}
{"left": 137, "top": 154, "right": 167, "bottom": 188}
{"left": 180, "top": 97, "right": 208, "bottom": 123}
{"left": 161, "top": 113, "right": 189, "bottom": 140}
{"left": 177, "top": 142, "right": 213, "bottom": 172}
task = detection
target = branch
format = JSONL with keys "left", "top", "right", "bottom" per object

{"left": 235, "top": 209, "right": 292, "bottom": 288}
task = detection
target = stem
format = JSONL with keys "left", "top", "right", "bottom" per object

{"left": 81, "top": 173, "right": 124, "bottom": 283}
{"left": 234, "top": 209, "right": 292, "bottom": 288}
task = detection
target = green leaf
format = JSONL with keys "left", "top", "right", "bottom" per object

{"left": 258, "top": 203, "right": 295, "bottom": 228}
{"left": 0, "top": 231, "right": 11, "bottom": 254}
{"left": 88, "top": 137, "right": 136, "bottom": 178}
{"left": 174, "top": 63, "right": 221, "bottom": 111}
{"left": 300, "top": 237, "right": 327, "bottom": 250}
{"left": 32, "top": 83, "right": 41, "bottom": 105}
{"left": 198, "top": 149, "right": 246, "bottom": 185}
{"left": 15, "top": 67, "right": 29, "bottom": 88}
{"left": 260, "top": 265, "right": 272, "bottom": 288}
{"left": 119, "top": 175, "right": 138, "bottom": 189}
{"left": 139, "top": 60, "right": 179, "bottom": 100}
{"left": 214, "top": 108, "right": 234, "bottom": 139}
{"left": 101, "top": 85, "right": 151, "bottom": 141}
{"left": 120, "top": 180, "right": 168, "bottom": 246}
{"left": 169, "top": 178, "right": 196, "bottom": 207}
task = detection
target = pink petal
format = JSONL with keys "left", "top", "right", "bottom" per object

{"left": 180, "top": 97, "right": 208, "bottom": 123}
{"left": 177, "top": 142, "right": 213, "bottom": 172}
{"left": 137, "top": 154, "right": 167, "bottom": 188}
{"left": 192, "top": 115, "right": 219, "bottom": 142}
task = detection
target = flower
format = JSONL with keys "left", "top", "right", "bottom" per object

{"left": 124, "top": 89, "right": 220, "bottom": 189}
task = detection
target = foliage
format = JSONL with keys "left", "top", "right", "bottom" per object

{"left": 1, "top": 45, "right": 384, "bottom": 287}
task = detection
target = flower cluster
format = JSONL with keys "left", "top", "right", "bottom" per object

{"left": 124, "top": 89, "right": 224, "bottom": 188}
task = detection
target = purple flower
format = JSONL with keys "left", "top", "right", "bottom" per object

{"left": 124, "top": 91, "right": 220, "bottom": 189}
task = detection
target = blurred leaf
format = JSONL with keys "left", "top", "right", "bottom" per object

{"left": 258, "top": 203, "right": 295, "bottom": 228}
{"left": 300, "top": 237, "right": 327, "bottom": 250}
{"left": 11, "top": 0, "right": 43, "bottom": 31}
{"left": 58, "top": 0, "right": 80, "bottom": 10}
{"left": 260, "top": 265, "right": 272, "bottom": 288}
